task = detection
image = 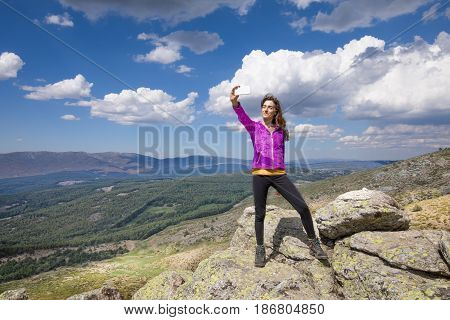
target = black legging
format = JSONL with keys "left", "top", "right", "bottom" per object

{"left": 252, "top": 174, "right": 316, "bottom": 245}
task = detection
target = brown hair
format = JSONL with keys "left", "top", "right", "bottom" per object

{"left": 261, "top": 93, "right": 289, "bottom": 141}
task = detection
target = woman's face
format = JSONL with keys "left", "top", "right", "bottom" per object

{"left": 261, "top": 100, "right": 277, "bottom": 121}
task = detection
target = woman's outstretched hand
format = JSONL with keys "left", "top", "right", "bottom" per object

{"left": 230, "top": 85, "right": 240, "bottom": 107}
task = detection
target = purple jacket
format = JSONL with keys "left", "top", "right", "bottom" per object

{"left": 233, "top": 102, "right": 285, "bottom": 170}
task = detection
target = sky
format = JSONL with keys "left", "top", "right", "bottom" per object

{"left": 0, "top": 0, "right": 449, "bottom": 161}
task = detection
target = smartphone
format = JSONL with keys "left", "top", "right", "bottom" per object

{"left": 235, "top": 85, "right": 251, "bottom": 95}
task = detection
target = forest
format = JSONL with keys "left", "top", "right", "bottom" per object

{"left": 0, "top": 166, "right": 357, "bottom": 282}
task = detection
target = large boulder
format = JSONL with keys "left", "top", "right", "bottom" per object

{"left": 331, "top": 230, "right": 450, "bottom": 299}
{"left": 315, "top": 188, "right": 410, "bottom": 239}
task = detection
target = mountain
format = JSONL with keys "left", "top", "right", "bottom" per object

{"left": 0, "top": 151, "right": 133, "bottom": 179}
{"left": 0, "top": 151, "right": 248, "bottom": 179}
{"left": 0, "top": 151, "right": 395, "bottom": 179}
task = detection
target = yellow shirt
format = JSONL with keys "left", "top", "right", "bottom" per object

{"left": 252, "top": 168, "right": 286, "bottom": 175}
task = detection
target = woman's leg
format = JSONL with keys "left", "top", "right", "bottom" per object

{"left": 252, "top": 175, "right": 272, "bottom": 245}
{"left": 270, "top": 174, "right": 316, "bottom": 239}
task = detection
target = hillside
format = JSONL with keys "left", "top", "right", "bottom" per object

{"left": 0, "top": 148, "right": 448, "bottom": 299}
{"left": 0, "top": 151, "right": 391, "bottom": 179}
{"left": 0, "top": 175, "right": 252, "bottom": 257}
{"left": 0, "top": 152, "right": 250, "bottom": 179}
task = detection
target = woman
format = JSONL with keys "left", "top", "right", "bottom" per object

{"left": 230, "top": 85, "right": 327, "bottom": 267}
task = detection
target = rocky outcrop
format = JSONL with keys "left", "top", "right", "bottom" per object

{"left": 348, "top": 230, "right": 449, "bottom": 277}
{"left": 67, "top": 283, "right": 123, "bottom": 300}
{"left": 315, "top": 188, "right": 410, "bottom": 240}
{"left": 331, "top": 231, "right": 450, "bottom": 299}
{"left": 174, "top": 248, "right": 336, "bottom": 300}
{"left": 131, "top": 188, "right": 449, "bottom": 300}
{"left": 134, "top": 248, "right": 337, "bottom": 300}
{"left": 0, "top": 288, "right": 28, "bottom": 300}
{"left": 132, "top": 205, "right": 339, "bottom": 300}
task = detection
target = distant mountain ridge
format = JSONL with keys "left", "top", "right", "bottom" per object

{"left": 0, "top": 151, "right": 395, "bottom": 179}
{"left": 0, "top": 151, "right": 235, "bottom": 179}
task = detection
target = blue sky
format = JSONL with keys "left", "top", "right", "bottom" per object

{"left": 0, "top": 0, "right": 449, "bottom": 161}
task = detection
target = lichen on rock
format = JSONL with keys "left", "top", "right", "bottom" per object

{"left": 315, "top": 188, "right": 410, "bottom": 240}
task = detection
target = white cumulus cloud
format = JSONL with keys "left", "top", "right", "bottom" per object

{"left": 0, "top": 52, "right": 25, "bottom": 80}
{"left": 45, "top": 12, "right": 74, "bottom": 27}
{"left": 137, "top": 32, "right": 159, "bottom": 41}
{"left": 135, "top": 46, "right": 182, "bottom": 64}
{"left": 135, "top": 30, "right": 223, "bottom": 64}
{"left": 205, "top": 34, "right": 385, "bottom": 117}
{"left": 343, "top": 31, "right": 450, "bottom": 122}
{"left": 176, "top": 65, "right": 194, "bottom": 74}
{"left": 61, "top": 114, "right": 80, "bottom": 120}
{"left": 21, "top": 74, "right": 93, "bottom": 100}
{"left": 206, "top": 31, "right": 450, "bottom": 125}
{"left": 68, "top": 88, "right": 198, "bottom": 125}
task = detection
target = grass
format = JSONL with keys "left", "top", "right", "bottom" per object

{"left": 0, "top": 237, "right": 229, "bottom": 300}
{"left": 404, "top": 194, "right": 450, "bottom": 231}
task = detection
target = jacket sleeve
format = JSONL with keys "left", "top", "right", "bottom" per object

{"left": 233, "top": 102, "right": 256, "bottom": 138}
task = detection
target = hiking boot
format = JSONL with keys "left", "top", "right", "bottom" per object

{"left": 308, "top": 237, "right": 328, "bottom": 260}
{"left": 254, "top": 244, "right": 266, "bottom": 267}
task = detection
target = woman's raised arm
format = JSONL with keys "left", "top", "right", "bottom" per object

{"left": 230, "top": 85, "right": 256, "bottom": 137}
